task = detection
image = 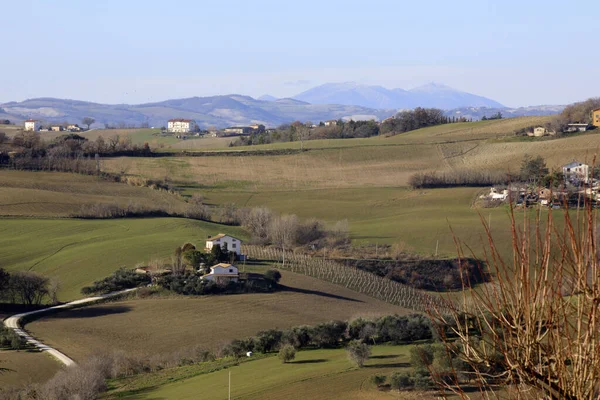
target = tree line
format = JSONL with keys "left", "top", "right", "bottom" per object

{"left": 0, "top": 268, "right": 59, "bottom": 306}
{"left": 381, "top": 107, "right": 471, "bottom": 135}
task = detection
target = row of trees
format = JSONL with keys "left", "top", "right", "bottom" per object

{"left": 381, "top": 107, "right": 470, "bottom": 135}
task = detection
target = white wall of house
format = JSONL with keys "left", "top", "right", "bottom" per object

{"left": 24, "top": 121, "right": 39, "bottom": 131}
{"left": 168, "top": 120, "right": 197, "bottom": 133}
{"left": 202, "top": 264, "right": 239, "bottom": 282}
{"left": 206, "top": 235, "right": 242, "bottom": 255}
{"left": 563, "top": 163, "right": 590, "bottom": 183}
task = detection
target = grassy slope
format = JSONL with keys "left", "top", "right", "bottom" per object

{"left": 0, "top": 170, "right": 189, "bottom": 217}
{"left": 26, "top": 271, "right": 408, "bottom": 363}
{"left": 0, "top": 350, "right": 61, "bottom": 387}
{"left": 0, "top": 218, "right": 246, "bottom": 300}
{"left": 109, "top": 345, "right": 416, "bottom": 400}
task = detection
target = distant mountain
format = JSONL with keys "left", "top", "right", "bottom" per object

{"left": 445, "top": 105, "right": 565, "bottom": 120}
{"left": 0, "top": 95, "right": 393, "bottom": 129}
{"left": 293, "top": 82, "right": 504, "bottom": 109}
{"left": 258, "top": 94, "right": 278, "bottom": 101}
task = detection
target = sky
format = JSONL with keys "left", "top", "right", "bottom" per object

{"left": 1, "top": 0, "right": 598, "bottom": 107}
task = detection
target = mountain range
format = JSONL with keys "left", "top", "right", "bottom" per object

{"left": 0, "top": 83, "right": 562, "bottom": 129}
{"left": 287, "top": 82, "right": 505, "bottom": 110}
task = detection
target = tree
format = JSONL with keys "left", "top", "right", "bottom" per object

{"left": 184, "top": 250, "right": 206, "bottom": 270}
{"left": 268, "top": 214, "right": 298, "bottom": 266}
{"left": 82, "top": 117, "right": 95, "bottom": 130}
{"left": 409, "top": 344, "right": 434, "bottom": 373}
{"left": 48, "top": 278, "right": 61, "bottom": 305}
{"left": 345, "top": 340, "right": 371, "bottom": 367}
{"left": 264, "top": 269, "right": 282, "bottom": 285}
{"left": 389, "top": 372, "right": 413, "bottom": 391}
{"left": 296, "top": 125, "right": 311, "bottom": 151}
{"left": 519, "top": 154, "right": 548, "bottom": 184}
{"left": 9, "top": 272, "right": 49, "bottom": 305}
{"left": 278, "top": 344, "right": 296, "bottom": 363}
{"left": 0, "top": 268, "right": 9, "bottom": 295}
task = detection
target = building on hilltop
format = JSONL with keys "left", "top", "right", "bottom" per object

{"left": 593, "top": 108, "right": 600, "bottom": 127}
{"left": 167, "top": 118, "right": 198, "bottom": 133}
{"left": 50, "top": 125, "right": 64, "bottom": 132}
{"left": 324, "top": 120, "right": 338, "bottom": 126}
{"left": 566, "top": 123, "right": 591, "bottom": 133}
{"left": 24, "top": 119, "right": 39, "bottom": 131}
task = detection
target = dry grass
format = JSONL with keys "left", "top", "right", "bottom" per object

{"left": 26, "top": 271, "right": 409, "bottom": 362}
{"left": 0, "top": 350, "right": 61, "bottom": 386}
{"left": 0, "top": 170, "right": 188, "bottom": 217}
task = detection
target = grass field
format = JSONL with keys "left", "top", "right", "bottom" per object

{"left": 26, "top": 270, "right": 408, "bottom": 363}
{"left": 0, "top": 218, "right": 246, "bottom": 300}
{"left": 0, "top": 170, "right": 189, "bottom": 217}
{"left": 0, "top": 350, "right": 61, "bottom": 387}
{"left": 105, "top": 345, "right": 419, "bottom": 400}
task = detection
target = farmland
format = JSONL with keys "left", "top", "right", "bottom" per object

{"left": 0, "top": 170, "right": 189, "bottom": 217}
{"left": 26, "top": 271, "right": 408, "bottom": 362}
{"left": 104, "top": 345, "right": 421, "bottom": 400}
{"left": 0, "top": 218, "right": 246, "bottom": 300}
{"left": 0, "top": 350, "right": 60, "bottom": 387}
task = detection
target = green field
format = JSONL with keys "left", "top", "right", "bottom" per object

{"left": 0, "top": 218, "right": 246, "bottom": 300}
{"left": 105, "top": 345, "right": 417, "bottom": 400}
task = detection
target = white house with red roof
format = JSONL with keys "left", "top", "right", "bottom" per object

{"left": 24, "top": 119, "right": 39, "bottom": 131}
{"left": 205, "top": 233, "right": 242, "bottom": 255}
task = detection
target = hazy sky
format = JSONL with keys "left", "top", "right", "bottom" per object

{"left": 1, "top": 0, "right": 597, "bottom": 107}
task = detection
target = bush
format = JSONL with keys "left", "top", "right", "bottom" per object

{"left": 409, "top": 170, "right": 506, "bottom": 189}
{"left": 264, "top": 269, "right": 282, "bottom": 284}
{"left": 371, "top": 374, "right": 387, "bottom": 386}
{"left": 0, "top": 327, "right": 26, "bottom": 350}
{"left": 278, "top": 344, "right": 296, "bottom": 363}
{"left": 310, "top": 320, "right": 347, "bottom": 347}
{"left": 253, "top": 329, "right": 283, "bottom": 353}
{"left": 389, "top": 372, "right": 413, "bottom": 390}
{"left": 346, "top": 340, "right": 371, "bottom": 367}
{"left": 410, "top": 344, "right": 435, "bottom": 373}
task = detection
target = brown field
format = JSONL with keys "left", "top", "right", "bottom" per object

{"left": 26, "top": 271, "right": 409, "bottom": 362}
{"left": 0, "top": 350, "right": 61, "bottom": 387}
{"left": 168, "top": 136, "right": 237, "bottom": 150}
{"left": 0, "top": 170, "right": 188, "bottom": 217}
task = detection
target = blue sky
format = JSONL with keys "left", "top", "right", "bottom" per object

{"left": 1, "top": 0, "right": 597, "bottom": 107}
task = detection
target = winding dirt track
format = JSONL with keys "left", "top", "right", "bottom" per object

{"left": 3, "top": 288, "right": 136, "bottom": 367}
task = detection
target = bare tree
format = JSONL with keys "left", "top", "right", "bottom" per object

{"left": 268, "top": 214, "right": 298, "bottom": 266}
{"left": 297, "top": 125, "right": 311, "bottom": 151}
{"left": 8, "top": 272, "right": 49, "bottom": 305}
{"left": 430, "top": 200, "right": 600, "bottom": 399}
{"left": 48, "top": 278, "right": 61, "bottom": 305}
{"left": 82, "top": 117, "right": 95, "bottom": 130}
{"left": 241, "top": 207, "right": 273, "bottom": 244}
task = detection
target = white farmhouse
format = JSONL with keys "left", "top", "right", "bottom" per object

{"left": 201, "top": 263, "right": 239, "bottom": 282}
{"left": 563, "top": 161, "right": 589, "bottom": 183}
{"left": 205, "top": 234, "right": 242, "bottom": 255}
{"left": 24, "top": 119, "right": 39, "bottom": 131}
{"left": 167, "top": 118, "right": 198, "bottom": 133}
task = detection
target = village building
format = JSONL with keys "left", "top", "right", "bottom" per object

{"left": 562, "top": 161, "right": 590, "bottom": 183}
{"left": 324, "top": 120, "right": 338, "bottom": 127}
{"left": 223, "top": 126, "right": 253, "bottom": 135}
{"left": 201, "top": 263, "right": 239, "bottom": 283}
{"left": 50, "top": 125, "right": 64, "bottom": 132}
{"left": 167, "top": 119, "right": 198, "bottom": 133}
{"left": 566, "top": 123, "right": 591, "bottom": 133}
{"left": 67, "top": 124, "right": 82, "bottom": 132}
{"left": 249, "top": 124, "right": 266, "bottom": 132}
{"left": 205, "top": 234, "right": 242, "bottom": 256}
{"left": 24, "top": 119, "right": 39, "bottom": 131}
{"left": 593, "top": 108, "right": 600, "bottom": 127}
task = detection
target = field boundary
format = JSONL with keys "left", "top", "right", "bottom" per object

{"left": 3, "top": 288, "right": 137, "bottom": 367}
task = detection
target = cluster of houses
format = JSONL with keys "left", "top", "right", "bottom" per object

{"left": 527, "top": 108, "right": 600, "bottom": 137}
{"left": 24, "top": 120, "right": 84, "bottom": 132}
{"left": 165, "top": 119, "right": 267, "bottom": 138}
{"left": 136, "top": 233, "right": 244, "bottom": 282}
{"left": 481, "top": 161, "right": 598, "bottom": 207}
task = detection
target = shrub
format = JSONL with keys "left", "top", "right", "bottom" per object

{"left": 389, "top": 372, "right": 413, "bottom": 390}
{"left": 264, "top": 269, "right": 282, "bottom": 284}
{"left": 345, "top": 340, "right": 371, "bottom": 367}
{"left": 410, "top": 345, "right": 435, "bottom": 373}
{"left": 253, "top": 329, "right": 283, "bottom": 353}
{"left": 80, "top": 268, "right": 151, "bottom": 295}
{"left": 371, "top": 374, "right": 387, "bottom": 386}
{"left": 278, "top": 344, "right": 296, "bottom": 363}
{"left": 310, "top": 320, "right": 347, "bottom": 347}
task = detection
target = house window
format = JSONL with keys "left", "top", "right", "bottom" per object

{"left": 232, "top": 243, "right": 236, "bottom": 248}
{"left": 229, "top": 269, "right": 233, "bottom": 273}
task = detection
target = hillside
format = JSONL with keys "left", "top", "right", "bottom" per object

{"left": 26, "top": 271, "right": 409, "bottom": 363}
{"left": 0, "top": 96, "right": 393, "bottom": 129}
